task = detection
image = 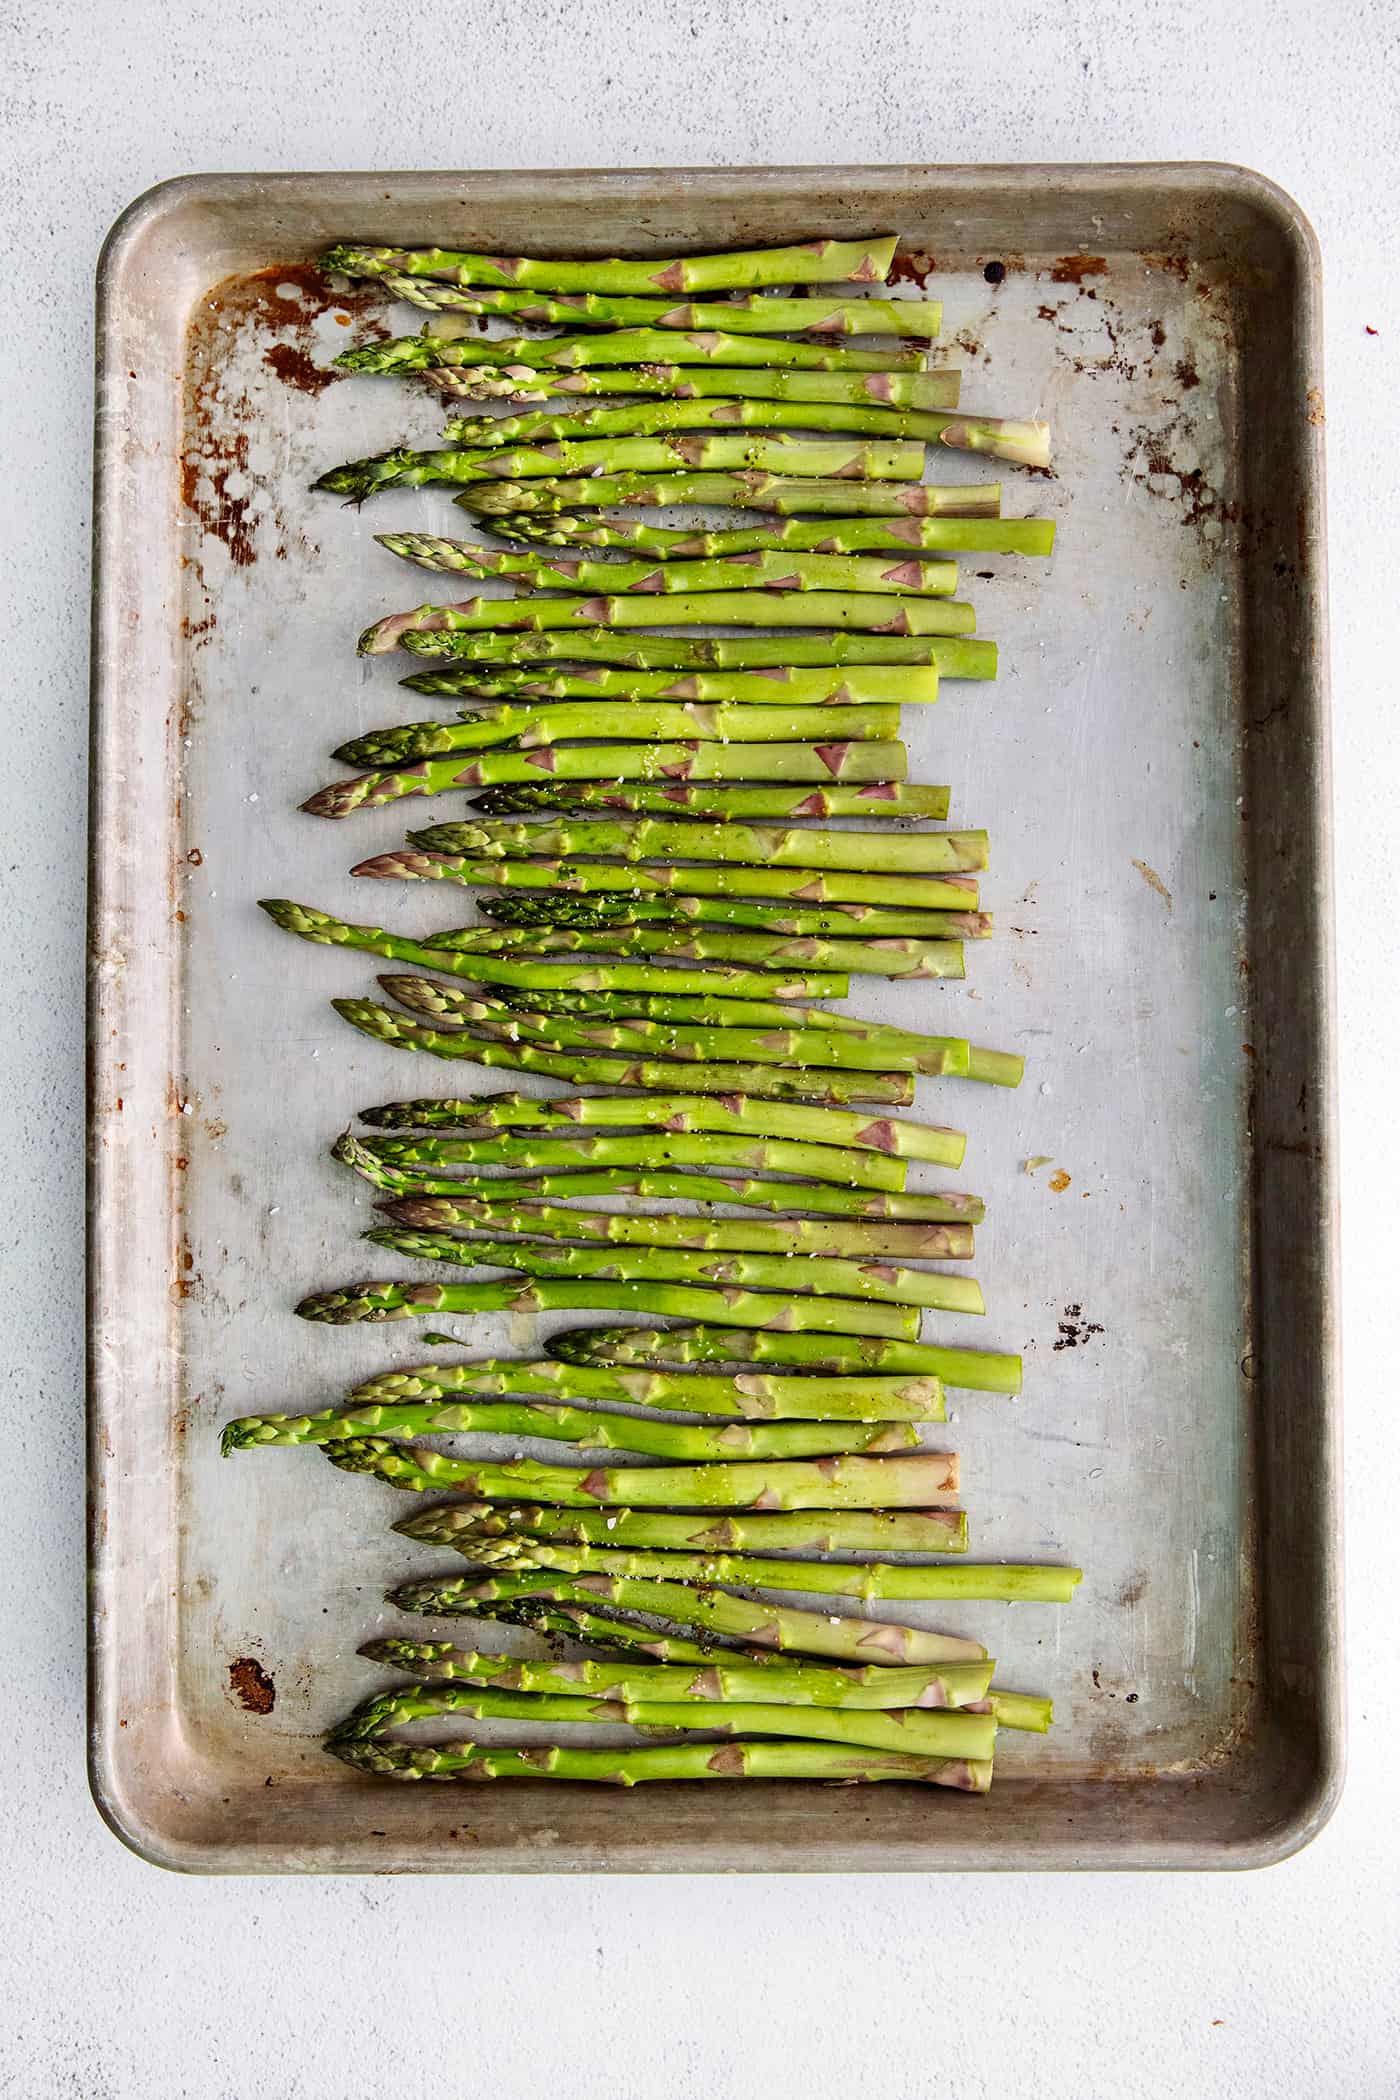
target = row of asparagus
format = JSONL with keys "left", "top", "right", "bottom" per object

{"left": 264, "top": 230, "right": 1063, "bottom": 1791}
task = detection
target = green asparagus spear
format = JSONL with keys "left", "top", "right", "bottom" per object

{"left": 333, "top": 1000, "right": 913, "bottom": 1105}
{"left": 403, "top": 663, "right": 945, "bottom": 707}
{"left": 329, "top": 1732, "right": 991, "bottom": 1790}
{"left": 360, "top": 921, "right": 968, "bottom": 982}
{"left": 488, "top": 509, "right": 1054, "bottom": 559}
{"left": 348, "top": 1358, "right": 948, "bottom": 1424}
{"left": 360, "top": 1635, "right": 990, "bottom": 1707}
{"left": 335, "top": 331, "right": 927, "bottom": 378}
{"left": 304, "top": 741, "right": 909, "bottom": 819}
{"left": 300, "top": 1273, "right": 925, "bottom": 1332}
{"left": 377, "top": 532, "right": 959, "bottom": 598}
{"left": 390, "top": 1564, "right": 984, "bottom": 1660}
{"left": 474, "top": 894, "right": 989, "bottom": 941}
{"left": 462, "top": 780, "right": 949, "bottom": 820}
{"left": 222, "top": 1399, "right": 919, "bottom": 1461}
{"left": 363, "top": 1448, "right": 963, "bottom": 1508}
{"left": 550, "top": 1324, "right": 1021, "bottom": 1395}
{"left": 333, "top": 701, "right": 901, "bottom": 769}
{"left": 454, "top": 475, "right": 1000, "bottom": 518}
{"left": 323, "top": 235, "right": 902, "bottom": 295}
{"left": 380, "top": 280, "right": 944, "bottom": 335}
{"left": 366, "top": 848, "right": 978, "bottom": 911}
{"left": 458, "top": 1534, "right": 1078, "bottom": 1606}
{"left": 436, "top": 399, "right": 1047, "bottom": 466}
{"left": 364, "top": 591, "right": 975, "bottom": 651}
{"left": 426, "top": 365, "right": 964, "bottom": 411}
{"left": 364, "top": 1227, "right": 987, "bottom": 1316}
{"left": 396, "top": 1499, "right": 963, "bottom": 1551}
{"left": 347, "top": 1093, "right": 961, "bottom": 1167}
{"left": 328, "top": 1679, "right": 997, "bottom": 1761}
{"left": 389, "top": 629, "right": 998, "bottom": 677}
{"left": 320, "top": 434, "right": 927, "bottom": 500}
{"left": 258, "top": 901, "right": 848, "bottom": 1001}
{"left": 408, "top": 816, "right": 986, "bottom": 873}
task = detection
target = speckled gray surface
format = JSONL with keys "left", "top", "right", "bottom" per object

{"left": 3, "top": 0, "right": 1398, "bottom": 2092}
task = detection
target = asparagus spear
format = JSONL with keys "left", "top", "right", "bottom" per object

{"left": 389, "top": 630, "right": 998, "bottom": 676}
{"left": 348, "top": 1359, "right": 948, "bottom": 1425}
{"left": 426, "top": 365, "right": 964, "bottom": 411}
{"left": 328, "top": 1680, "right": 998, "bottom": 1762}
{"left": 360, "top": 1635, "right": 990, "bottom": 1707}
{"left": 437, "top": 400, "right": 1048, "bottom": 467}
{"left": 473, "top": 1596, "right": 769, "bottom": 1664}
{"left": 377, "top": 532, "right": 960, "bottom": 599}
{"left": 320, "top": 435, "right": 927, "bottom": 500}
{"left": 457, "top": 1535, "right": 1079, "bottom": 1606}
{"left": 336, "top": 331, "right": 928, "bottom": 378}
{"left": 333, "top": 701, "right": 902, "bottom": 769}
{"left": 329, "top": 1733, "right": 991, "bottom": 1790}
{"left": 462, "top": 781, "right": 950, "bottom": 820}
{"left": 258, "top": 901, "right": 849, "bottom": 1001}
{"left": 339, "top": 1157, "right": 983, "bottom": 1224}
{"left": 454, "top": 476, "right": 1000, "bottom": 519}
{"left": 408, "top": 816, "right": 987, "bottom": 874}
{"left": 390, "top": 1565, "right": 984, "bottom": 1659}
{"left": 333, "top": 1000, "right": 914, "bottom": 1105}
{"left": 374, "top": 981, "right": 972, "bottom": 1077}
{"left": 396, "top": 1499, "right": 964, "bottom": 1550}
{"left": 473, "top": 894, "right": 989, "bottom": 941}
{"left": 380, "top": 1196, "right": 972, "bottom": 1265}
{"left": 323, "top": 235, "right": 902, "bottom": 294}
{"left": 360, "top": 922, "right": 967, "bottom": 982}
{"left": 364, "top": 591, "right": 976, "bottom": 650}
{"left": 303, "top": 742, "right": 909, "bottom": 820}
{"left": 551, "top": 1324, "right": 1022, "bottom": 1395}
{"left": 373, "top": 1449, "right": 965, "bottom": 1509}
{"left": 489, "top": 510, "right": 1054, "bottom": 559}
{"left": 364, "top": 1227, "right": 988, "bottom": 1316}
{"left": 371, "top": 847, "right": 978, "bottom": 910}
{"left": 348, "top": 1095, "right": 961, "bottom": 1167}
{"left": 300, "top": 1276, "right": 925, "bottom": 1332}
{"left": 222, "top": 1399, "right": 919, "bottom": 1461}
{"left": 383, "top": 281, "right": 943, "bottom": 334}
{"left": 404, "top": 664, "right": 945, "bottom": 708}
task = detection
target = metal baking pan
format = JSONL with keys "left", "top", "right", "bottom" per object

{"left": 89, "top": 164, "right": 1340, "bottom": 1872}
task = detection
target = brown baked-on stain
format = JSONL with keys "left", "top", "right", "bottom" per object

{"left": 263, "top": 341, "right": 339, "bottom": 396}
{"left": 1173, "top": 356, "right": 1201, "bottom": 390}
{"left": 886, "top": 250, "right": 935, "bottom": 287}
{"left": 1049, "top": 254, "right": 1108, "bottom": 285}
{"left": 229, "top": 1656, "right": 276, "bottom": 1714}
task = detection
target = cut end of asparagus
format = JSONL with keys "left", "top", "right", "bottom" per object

{"left": 966, "top": 1046, "right": 1026, "bottom": 1089}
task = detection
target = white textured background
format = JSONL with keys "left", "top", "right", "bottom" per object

{"left": 3, "top": 1, "right": 1397, "bottom": 2093}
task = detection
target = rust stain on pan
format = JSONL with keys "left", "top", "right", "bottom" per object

{"left": 228, "top": 1657, "right": 276, "bottom": 1714}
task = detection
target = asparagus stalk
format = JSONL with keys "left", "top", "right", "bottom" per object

{"left": 364, "top": 591, "right": 976, "bottom": 651}
{"left": 329, "top": 1733, "right": 991, "bottom": 1790}
{"left": 489, "top": 509, "right": 1055, "bottom": 559}
{"left": 323, "top": 236, "right": 902, "bottom": 295}
{"left": 338, "top": 1157, "right": 984, "bottom": 1224}
{"left": 366, "top": 1449, "right": 965, "bottom": 1509}
{"left": 397, "top": 1499, "right": 963, "bottom": 1550}
{"left": 361, "top": 921, "right": 967, "bottom": 982}
{"left": 335, "top": 332, "right": 928, "bottom": 378}
{"left": 360, "top": 1635, "right": 990, "bottom": 1707}
{"left": 370, "top": 847, "right": 978, "bottom": 910}
{"left": 364, "top": 1226, "right": 987, "bottom": 1316}
{"left": 222, "top": 1399, "right": 919, "bottom": 1462}
{"left": 383, "top": 1609, "right": 731, "bottom": 1666}
{"left": 391, "top": 1565, "right": 984, "bottom": 1660}
{"left": 408, "top": 816, "right": 987, "bottom": 874}
{"left": 303, "top": 742, "right": 909, "bottom": 820}
{"left": 459, "top": 1535, "right": 1078, "bottom": 1606}
{"left": 551, "top": 1324, "right": 1021, "bottom": 1396}
{"left": 299, "top": 1276, "right": 926, "bottom": 1332}
{"left": 437, "top": 400, "right": 1047, "bottom": 466}
{"left": 328, "top": 1680, "right": 997, "bottom": 1762}
{"left": 474, "top": 894, "right": 989, "bottom": 941}
{"left": 380, "top": 1195, "right": 972, "bottom": 1266}
{"left": 378, "top": 532, "right": 959, "bottom": 599}
{"left": 388, "top": 630, "right": 998, "bottom": 676}
{"left": 374, "top": 981, "right": 971, "bottom": 1077}
{"left": 403, "top": 663, "right": 945, "bottom": 708}
{"left": 349, "top": 1358, "right": 948, "bottom": 1424}
{"left": 463, "top": 780, "right": 949, "bottom": 820}
{"left": 348, "top": 1095, "right": 961, "bottom": 1167}
{"left": 333, "top": 701, "right": 902, "bottom": 769}
{"left": 320, "top": 435, "right": 927, "bottom": 500}
{"left": 454, "top": 475, "right": 999, "bottom": 519}
{"left": 258, "top": 901, "right": 848, "bottom": 1001}
{"left": 426, "top": 365, "right": 964, "bottom": 411}
{"left": 333, "top": 1000, "right": 913, "bottom": 1105}
{"left": 381, "top": 280, "right": 945, "bottom": 335}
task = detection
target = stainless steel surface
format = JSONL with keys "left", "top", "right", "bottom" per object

{"left": 88, "top": 164, "right": 1340, "bottom": 1873}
